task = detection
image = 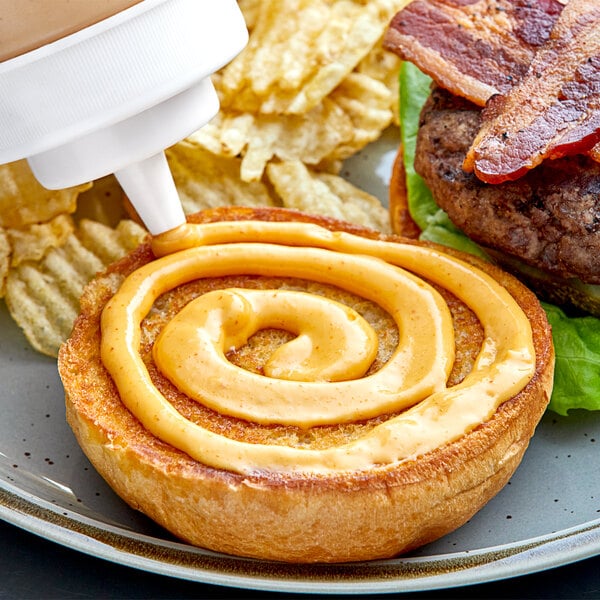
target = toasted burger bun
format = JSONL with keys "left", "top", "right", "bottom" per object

{"left": 388, "top": 141, "right": 421, "bottom": 239}
{"left": 58, "top": 206, "right": 554, "bottom": 563}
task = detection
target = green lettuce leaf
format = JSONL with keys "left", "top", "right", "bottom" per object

{"left": 399, "top": 63, "right": 488, "bottom": 259}
{"left": 398, "top": 61, "right": 600, "bottom": 414}
{"left": 543, "top": 304, "right": 600, "bottom": 415}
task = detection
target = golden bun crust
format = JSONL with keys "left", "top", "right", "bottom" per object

{"left": 388, "top": 143, "right": 421, "bottom": 239}
{"left": 58, "top": 206, "right": 554, "bottom": 563}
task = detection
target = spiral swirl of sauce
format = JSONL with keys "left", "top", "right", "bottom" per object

{"left": 100, "top": 220, "right": 535, "bottom": 475}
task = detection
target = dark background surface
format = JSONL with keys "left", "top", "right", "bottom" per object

{"left": 2, "top": 519, "right": 599, "bottom": 599}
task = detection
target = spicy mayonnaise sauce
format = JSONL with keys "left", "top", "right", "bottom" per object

{"left": 100, "top": 221, "right": 536, "bottom": 475}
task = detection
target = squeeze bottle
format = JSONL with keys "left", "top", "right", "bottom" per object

{"left": 0, "top": 0, "right": 248, "bottom": 234}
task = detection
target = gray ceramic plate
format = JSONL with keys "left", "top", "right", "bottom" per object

{"left": 1, "top": 129, "right": 600, "bottom": 594}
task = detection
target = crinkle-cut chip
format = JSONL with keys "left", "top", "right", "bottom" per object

{"left": 217, "top": 0, "right": 330, "bottom": 114}
{"left": 266, "top": 160, "right": 391, "bottom": 232}
{"left": 280, "top": 3, "right": 390, "bottom": 115}
{"left": 76, "top": 218, "right": 147, "bottom": 265}
{"left": 0, "top": 159, "right": 91, "bottom": 228}
{"left": 313, "top": 172, "right": 392, "bottom": 233}
{"left": 311, "top": 157, "right": 344, "bottom": 175}
{"left": 188, "top": 99, "right": 354, "bottom": 182}
{"left": 6, "top": 263, "right": 81, "bottom": 355}
{"left": 239, "top": 99, "right": 355, "bottom": 181}
{"left": 75, "top": 175, "right": 127, "bottom": 227}
{"left": 195, "top": 75, "right": 393, "bottom": 181}
{"left": 5, "top": 218, "right": 146, "bottom": 357}
{"left": 184, "top": 101, "right": 351, "bottom": 181}
{"left": 326, "top": 72, "right": 394, "bottom": 161}
{"left": 355, "top": 35, "right": 402, "bottom": 125}
{"left": 189, "top": 112, "right": 254, "bottom": 158}
{"left": 238, "top": 0, "right": 262, "bottom": 30}
{"left": 166, "top": 141, "right": 278, "bottom": 211}
{"left": 217, "top": 0, "right": 402, "bottom": 115}
{"left": 7, "top": 213, "right": 74, "bottom": 267}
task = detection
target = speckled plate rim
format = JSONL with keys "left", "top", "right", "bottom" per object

{"left": 2, "top": 128, "right": 599, "bottom": 593}
{"left": 2, "top": 479, "right": 600, "bottom": 594}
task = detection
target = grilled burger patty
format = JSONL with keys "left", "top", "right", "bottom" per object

{"left": 414, "top": 86, "right": 600, "bottom": 315}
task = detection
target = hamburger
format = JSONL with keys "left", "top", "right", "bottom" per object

{"left": 383, "top": 0, "right": 600, "bottom": 417}
{"left": 58, "top": 206, "right": 554, "bottom": 562}
{"left": 383, "top": 0, "right": 600, "bottom": 317}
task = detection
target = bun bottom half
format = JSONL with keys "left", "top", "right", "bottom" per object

{"left": 58, "top": 207, "right": 554, "bottom": 563}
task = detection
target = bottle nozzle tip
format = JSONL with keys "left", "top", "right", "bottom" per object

{"left": 114, "top": 152, "right": 185, "bottom": 235}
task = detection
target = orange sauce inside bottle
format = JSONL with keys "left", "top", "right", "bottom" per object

{"left": 0, "top": 0, "right": 143, "bottom": 62}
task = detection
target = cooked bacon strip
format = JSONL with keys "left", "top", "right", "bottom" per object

{"left": 383, "top": 0, "right": 565, "bottom": 107}
{"left": 464, "top": 0, "right": 600, "bottom": 183}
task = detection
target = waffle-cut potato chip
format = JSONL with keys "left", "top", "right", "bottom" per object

{"left": 355, "top": 34, "right": 402, "bottom": 87}
{"left": 266, "top": 159, "right": 391, "bottom": 232}
{"left": 166, "top": 141, "right": 278, "bottom": 212}
{"left": 0, "top": 160, "right": 91, "bottom": 229}
{"left": 76, "top": 218, "right": 148, "bottom": 265}
{"left": 238, "top": 0, "right": 262, "bottom": 30}
{"left": 218, "top": 0, "right": 404, "bottom": 115}
{"left": 187, "top": 112, "right": 252, "bottom": 159}
{"left": 75, "top": 175, "right": 127, "bottom": 227}
{"left": 326, "top": 72, "right": 394, "bottom": 161}
{"left": 5, "top": 218, "right": 146, "bottom": 357}
{"left": 189, "top": 98, "right": 355, "bottom": 181}
{"left": 8, "top": 213, "right": 75, "bottom": 268}
{"left": 355, "top": 35, "right": 402, "bottom": 125}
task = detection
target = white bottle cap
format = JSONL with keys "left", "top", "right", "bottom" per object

{"left": 0, "top": 0, "right": 248, "bottom": 234}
